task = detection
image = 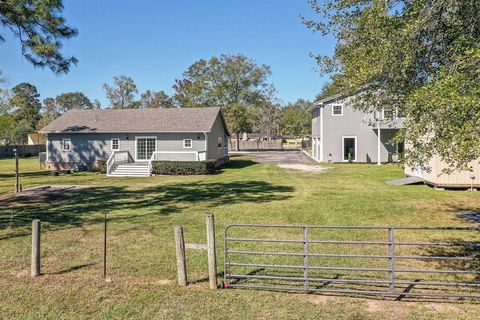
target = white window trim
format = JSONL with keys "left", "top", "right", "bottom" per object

{"left": 332, "top": 104, "right": 344, "bottom": 116}
{"left": 61, "top": 138, "right": 71, "bottom": 152}
{"left": 111, "top": 138, "right": 120, "bottom": 151}
{"left": 183, "top": 139, "right": 193, "bottom": 148}
{"left": 217, "top": 137, "right": 222, "bottom": 149}
{"left": 134, "top": 136, "right": 157, "bottom": 162}
{"left": 382, "top": 107, "right": 394, "bottom": 119}
{"left": 341, "top": 136, "right": 357, "bottom": 162}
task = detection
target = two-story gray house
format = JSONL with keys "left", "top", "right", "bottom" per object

{"left": 39, "top": 107, "right": 230, "bottom": 176}
{"left": 310, "top": 94, "right": 405, "bottom": 163}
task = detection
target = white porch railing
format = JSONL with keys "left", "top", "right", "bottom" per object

{"left": 106, "top": 150, "right": 132, "bottom": 175}
{"left": 148, "top": 150, "right": 207, "bottom": 174}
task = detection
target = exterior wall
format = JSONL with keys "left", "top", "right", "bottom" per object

{"left": 206, "top": 115, "right": 229, "bottom": 160}
{"left": 46, "top": 132, "right": 208, "bottom": 165}
{"left": 311, "top": 100, "right": 401, "bottom": 163}
{"left": 405, "top": 156, "right": 480, "bottom": 188}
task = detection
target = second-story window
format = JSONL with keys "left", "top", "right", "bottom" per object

{"left": 383, "top": 107, "right": 394, "bottom": 119}
{"left": 217, "top": 137, "right": 222, "bottom": 148}
{"left": 332, "top": 105, "right": 343, "bottom": 116}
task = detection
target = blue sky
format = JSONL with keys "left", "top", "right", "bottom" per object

{"left": 0, "top": 0, "right": 334, "bottom": 106}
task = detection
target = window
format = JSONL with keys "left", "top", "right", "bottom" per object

{"left": 217, "top": 137, "right": 222, "bottom": 148}
{"left": 396, "top": 142, "right": 405, "bottom": 154}
{"left": 342, "top": 137, "right": 356, "bottom": 161}
{"left": 183, "top": 139, "right": 192, "bottom": 148}
{"left": 383, "top": 107, "right": 394, "bottom": 119}
{"left": 111, "top": 138, "right": 120, "bottom": 151}
{"left": 62, "top": 139, "right": 71, "bottom": 151}
{"left": 136, "top": 137, "right": 156, "bottom": 161}
{"left": 332, "top": 105, "right": 343, "bottom": 116}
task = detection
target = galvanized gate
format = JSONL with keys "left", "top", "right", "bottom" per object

{"left": 223, "top": 224, "right": 480, "bottom": 298}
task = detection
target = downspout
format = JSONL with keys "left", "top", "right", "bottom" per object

{"left": 320, "top": 105, "right": 324, "bottom": 162}
{"left": 377, "top": 118, "right": 381, "bottom": 165}
{"left": 204, "top": 132, "right": 208, "bottom": 160}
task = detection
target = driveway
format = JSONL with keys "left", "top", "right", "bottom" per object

{"left": 231, "top": 150, "right": 315, "bottom": 165}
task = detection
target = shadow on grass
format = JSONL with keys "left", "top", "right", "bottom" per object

{"left": 219, "top": 160, "right": 258, "bottom": 170}
{"left": 0, "top": 180, "right": 294, "bottom": 235}
{"left": 0, "top": 170, "right": 50, "bottom": 178}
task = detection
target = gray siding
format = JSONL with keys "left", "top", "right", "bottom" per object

{"left": 47, "top": 132, "right": 208, "bottom": 163}
{"left": 311, "top": 100, "right": 400, "bottom": 163}
{"left": 206, "top": 115, "right": 228, "bottom": 160}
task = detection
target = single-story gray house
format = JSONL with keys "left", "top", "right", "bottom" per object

{"left": 309, "top": 94, "right": 405, "bottom": 163}
{"left": 39, "top": 107, "right": 230, "bottom": 176}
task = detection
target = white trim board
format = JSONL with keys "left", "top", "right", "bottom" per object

{"left": 111, "top": 138, "right": 120, "bottom": 151}
{"left": 332, "top": 104, "right": 344, "bottom": 116}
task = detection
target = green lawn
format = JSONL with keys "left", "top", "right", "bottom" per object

{"left": 1, "top": 156, "right": 479, "bottom": 319}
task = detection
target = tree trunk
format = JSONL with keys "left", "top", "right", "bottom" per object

{"left": 235, "top": 132, "right": 240, "bottom": 151}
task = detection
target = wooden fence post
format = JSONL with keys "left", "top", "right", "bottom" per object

{"left": 174, "top": 226, "right": 187, "bottom": 286}
{"left": 206, "top": 214, "right": 217, "bottom": 290}
{"left": 14, "top": 148, "right": 19, "bottom": 193}
{"left": 31, "top": 219, "right": 41, "bottom": 277}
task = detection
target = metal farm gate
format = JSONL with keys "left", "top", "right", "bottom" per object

{"left": 223, "top": 224, "right": 480, "bottom": 299}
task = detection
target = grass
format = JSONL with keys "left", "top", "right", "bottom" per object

{"left": 0, "top": 156, "right": 479, "bottom": 319}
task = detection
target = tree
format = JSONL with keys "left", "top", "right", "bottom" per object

{"left": 304, "top": 0, "right": 480, "bottom": 171}
{"left": 103, "top": 75, "right": 139, "bottom": 109}
{"left": 223, "top": 103, "right": 251, "bottom": 151}
{"left": 173, "top": 54, "right": 275, "bottom": 146}
{"left": 92, "top": 99, "right": 102, "bottom": 109}
{"left": 37, "top": 97, "right": 59, "bottom": 129}
{"left": 139, "top": 90, "right": 173, "bottom": 108}
{"left": 281, "top": 99, "right": 311, "bottom": 137}
{"left": 11, "top": 119, "right": 34, "bottom": 144}
{"left": 55, "top": 92, "right": 94, "bottom": 113}
{"left": 315, "top": 81, "right": 340, "bottom": 101}
{"left": 252, "top": 102, "right": 281, "bottom": 137}
{"left": 174, "top": 54, "right": 273, "bottom": 108}
{"left": 9, "top": 82, "right": 41, "bottom": 131}
{"left": 0, "top": 0, "right": 78, "bottom": 73}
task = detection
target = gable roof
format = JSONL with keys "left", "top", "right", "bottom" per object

{"left": 39, "top": 107, "right": 230, "bottom": 135}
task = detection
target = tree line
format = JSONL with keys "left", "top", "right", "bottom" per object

{"left": 0, "top": 54, "right": 313, "bottom": 145}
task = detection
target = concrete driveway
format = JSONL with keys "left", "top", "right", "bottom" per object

{"left": 231, "top": 150, "right": 315, "bottom": 165}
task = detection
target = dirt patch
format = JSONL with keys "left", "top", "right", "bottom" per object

{"left": 0, "top": 185, "right": 90, "bottom": 207}
{"left": 277, "top": 164, "right": 327, "bottom": 172}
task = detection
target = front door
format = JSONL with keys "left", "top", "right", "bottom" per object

{"left": 136, "top": 137, "right": 156, "bottom": 161}
{"left": 343, "top": 137, "right": 356, "bottom": 162}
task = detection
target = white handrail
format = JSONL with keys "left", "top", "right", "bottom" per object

{"left": 106, "top": 151, "right": 116, "bottom": 175}
{"left": 106, "top": 150, "right": 131, "bottom": 175}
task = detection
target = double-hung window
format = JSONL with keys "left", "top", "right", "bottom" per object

{"left": 183, "top": 139, "right": 192, "bottom": 148}
{"left": 332, "top": 105, "right": 343, "bottom": 116}
{"left": 111, "top": 138, "right": 120, "bottom": 151}
{"left": 217, "top": 137, "right": 222, "bottom": 148}
{"left": 62, "top": 139, "right": 71, "bottom": 151}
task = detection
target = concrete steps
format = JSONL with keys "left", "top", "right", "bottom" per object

{"left": 108, "top": 163, "right": 150, "bottom": 177}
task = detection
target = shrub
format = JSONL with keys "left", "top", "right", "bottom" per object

{"left": 152, "top": 160, "right": 216, "bottom": 175}
{"left": 388, "top": 152, "right": 393, "bottom": 163}
{"left": 347, "top": 153, "right": 353, "bottom": 163}
{"left": 366, "top": 153, "right": 372, "bottom": 163}
{"left": 95, "top": 159, "right": 107, "bottom": 173}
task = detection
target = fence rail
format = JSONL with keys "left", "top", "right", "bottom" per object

{"left": 223, "top": 224, "right": 480, "bottom": 298}
{"left": 0, "top": 144, "right": 45, "bottom": 159}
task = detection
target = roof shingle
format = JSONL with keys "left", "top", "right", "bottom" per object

{"left": 39, "top": 107, "right": 225, "bottom": 133}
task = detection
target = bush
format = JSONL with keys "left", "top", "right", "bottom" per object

{"left": 347, "top": 153, "right": 353, "bottom": 163}
{"left": 95, "top": 159, "right": 107, "bottom": 173}
{"left": 388, "top": 152, "right": 393, "bottom": 163}
{"left": 366, "top": 153, "right": 372, "bottom": 163}
{"left": 152, "top": 160, "right": 216, "bottom": 175}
